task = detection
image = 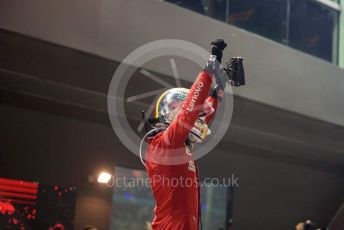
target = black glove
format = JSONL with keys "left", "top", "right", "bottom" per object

{"left": 211, "top": 39, "right": 228, "bottom": 63}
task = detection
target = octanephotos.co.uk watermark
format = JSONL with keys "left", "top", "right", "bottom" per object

{"left": 106, "top": 174, "right": 239, "bottom": 188}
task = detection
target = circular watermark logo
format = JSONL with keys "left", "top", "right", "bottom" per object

{"left": 107, "top": 39, "right": 233, "bottom": 165}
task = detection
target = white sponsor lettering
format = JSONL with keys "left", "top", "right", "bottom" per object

{"left": 186, "top": 81, "right": 204, "bottom": 112}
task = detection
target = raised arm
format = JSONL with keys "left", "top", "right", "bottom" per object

{"left": 160, "top": 39, "right": 229, "bottom": 147}
{"left": 161, "top": 70, "right": 213, "bottom": 146}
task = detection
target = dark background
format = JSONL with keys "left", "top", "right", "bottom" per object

{"left": 1, "top": 29, "right": 344, "bottom": 229}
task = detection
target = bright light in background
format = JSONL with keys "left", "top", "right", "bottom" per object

{"left": 97, "top": 172, "right": 112, "bottom": 184}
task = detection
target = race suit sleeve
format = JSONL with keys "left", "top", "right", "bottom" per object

{"left": 204, "top": 95, "right": 219, "bottom": 124}
{"left": 161, "top": 70, "right": 213, "bottom": 146}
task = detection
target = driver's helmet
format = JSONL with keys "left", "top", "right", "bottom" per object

{"left": 154, "top": 88, "right": 214, "bottom": 143}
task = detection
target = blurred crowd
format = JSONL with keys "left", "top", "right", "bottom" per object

{"left": 295, "top": 219, "right": 326, "bottom": 230}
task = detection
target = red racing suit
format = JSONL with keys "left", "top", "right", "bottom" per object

{"left": 145, "top": 70, "right": 218, "bottom": 230}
